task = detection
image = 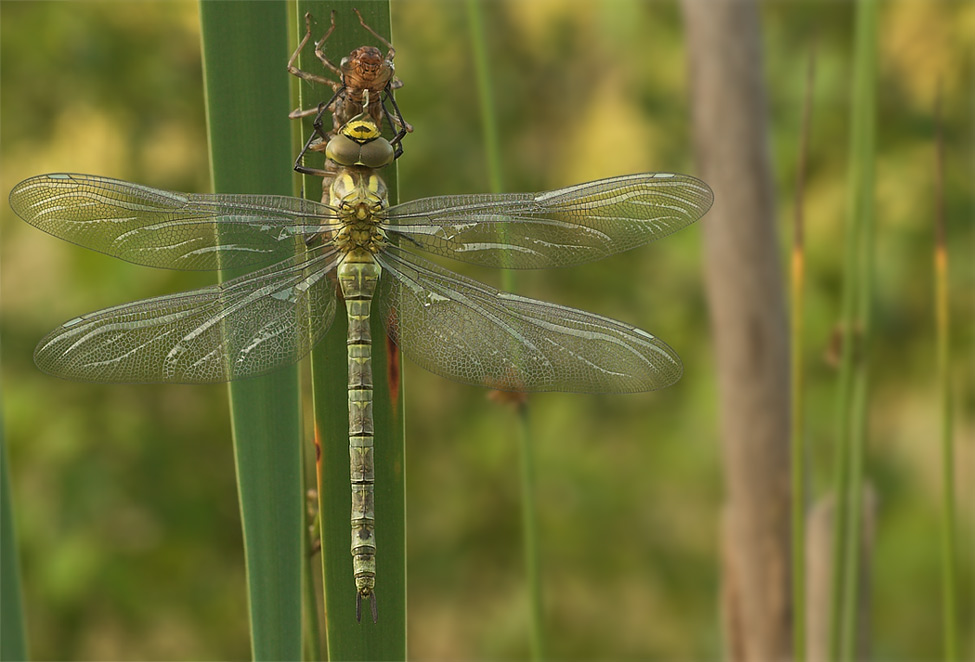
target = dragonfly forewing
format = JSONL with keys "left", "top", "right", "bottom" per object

{"left": 9, "top": 173, "right": 334, "bottom": 271}
{"left": 376, "top": 246, "right": 682, "bottom": 393}
{"left": 12, "top": 121, "right": 712, "bottom": 622}
{"left": 384, "top": 173, "right": 713, "bottom": 269}
{"left": 34, "top": 252, "right": 340, "bottom": 383}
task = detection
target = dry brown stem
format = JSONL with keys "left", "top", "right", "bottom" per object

{"left": 681, "top": 0, "right": 792, "bottom": 658}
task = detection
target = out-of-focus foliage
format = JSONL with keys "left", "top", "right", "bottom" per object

{"left": 1, "top": 0, "right": 971, "bottom": 659}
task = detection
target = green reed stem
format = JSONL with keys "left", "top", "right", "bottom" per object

{"left": 466, "top": 2, "right": 546, "bottom": 659}
{"left": 200, "top": 4, "right": 304, "bottom": 659}
{"left": 933, "top": 83, "right": 959, "bottom": 662}
{"left": 466, "top": 0, "right": 504, "bottom": 197}
{"left": 292, "top": 3, "right": 407, "bottom": 658}
{"left": 789, "top": 257, "right": 806, "bottom": 662}
{"left": 790, "top": 43, "right": 815, "bottom": 662}
{"left": 0, "top": 394, "right": 28, "bottom": 662}
{"left": 516, "top": 404, "right": 546, "bottom": 661}
{"left": 829, "top": 2, "right": 877, "bottom": 659}
{"left": 302, "top": 483, "right": 325, "bottom": 661}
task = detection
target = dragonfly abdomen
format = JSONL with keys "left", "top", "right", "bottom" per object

{"left": 338, "top": 257, "right": 381, "bottom": 621}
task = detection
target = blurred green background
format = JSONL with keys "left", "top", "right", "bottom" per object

{"left": 1, "top": 0, "right": 971, "bottom": 659}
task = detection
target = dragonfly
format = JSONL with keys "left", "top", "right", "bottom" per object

{"left": 287, "top": 9, "right": 411, "bottom": 177}
{"left": 9, "top": 113, "right": 712, "bottom": 621}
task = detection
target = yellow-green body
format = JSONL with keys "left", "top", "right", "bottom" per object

{"left": 328, "top": 162, "right": 389, "bottom": 616}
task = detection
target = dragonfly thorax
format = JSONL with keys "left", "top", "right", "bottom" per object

{"left": 330, "top": 169, "right": 388, "bottom": 255}
{"left": 334, "top": 222, "right": 385, "bottom": 255}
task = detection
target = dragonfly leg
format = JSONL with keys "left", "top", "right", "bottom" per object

{"left": 288, "top": 12, "right": 343, "bottom": 120}
{"left": 293, "top": 90, "right": 344, "bottom": 176}
{"left": 379, "top": 86, "right": 412, "bottom": 160}
{"left": 313, "top": 10, "right": 345, "bottom": 79}
{"left": 287, "top": 12, "right": 338, "bottom": 86}
{"left": 288, "top": 105, "right": 323, "bottom": 120}
{"left": 293, "top": 110, "right": 329, "bottom": 176}
{"left": 352, "top": 7, "right": 396, "bottom": 57}
{"left": 383, "top": 86, "right": 413, "bottom": 135}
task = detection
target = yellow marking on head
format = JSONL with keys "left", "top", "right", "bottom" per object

{"left": 341, "top": 118, "right": 381, "bottom": 143}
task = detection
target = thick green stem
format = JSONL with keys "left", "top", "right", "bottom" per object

{"left": 199, "top": 4, "right": 304, "bottom": 659}
{"left": 292, "top": 2, "right": 407, "bottom": 658}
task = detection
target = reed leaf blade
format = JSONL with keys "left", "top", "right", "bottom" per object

{"left": 199, "top": 4, "right": 304, "bottom": 659}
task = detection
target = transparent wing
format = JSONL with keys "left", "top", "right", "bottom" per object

{"left": 375, "top": 246, "right": 681, "bottom": 393}
{"left": 384, "top": 173, "right": 712, "bottom": 269}
{"left": 9, "top": 173, "right": 336, "bottom": 270}
{"left": 34, "top": 251, "right": 340, "bottom": 384}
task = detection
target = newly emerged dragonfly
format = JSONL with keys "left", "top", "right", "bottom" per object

{"left": 10, "top": 115, "right": 712, "bottom": 620}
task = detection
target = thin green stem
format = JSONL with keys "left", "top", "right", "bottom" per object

{"left": 0, "top": 389, "right": 29, "bottom": 662}
{"left": 841, "top": 374, "right": 870, "bottom": 659}
{"left": 790, "top": 43, "right": 815, "bottom": 662}
{"left": 934, "top": 83, "right": 959, "bottom": 662}
{"left": 302, "top": 483, "right": 325, "bottom": 661}
{"left": 830, "top": 1, "right": 877, "bottom": 659}
{"left": 517, "top": 405, "right": 546, "bottom": 660}
{"left": 466, "top": 3, "right": 545, "bottom": 659}
{"left": 937, "top": 256, "right": 958, "bottom": 662}
{"left": 465, "top": 0, "right": 505, "bottom": 197}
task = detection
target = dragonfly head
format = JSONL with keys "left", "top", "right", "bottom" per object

{"left": 326, "top": 116, "right": 394, "bottom": 169}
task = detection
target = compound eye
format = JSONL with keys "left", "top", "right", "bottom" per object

{"left": 325, "top": 134, "right": 360, "bottom": 166}
{"left": 357, "top": 138, "right": 394, "bottom": 168}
